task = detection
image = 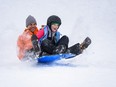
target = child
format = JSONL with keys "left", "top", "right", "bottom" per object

{"left": 36, "top": 15, "right": 91, "bottom": 57}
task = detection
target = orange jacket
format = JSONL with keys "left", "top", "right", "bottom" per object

{"left": 17, "top": 27, "right": 38, "bottom": 60}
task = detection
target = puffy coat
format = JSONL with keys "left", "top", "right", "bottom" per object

{"left": 17, "top": 27, "right": 38, "bottom": 60}
{"left": 36, "top": 25, "right": 60, "bottom": 44}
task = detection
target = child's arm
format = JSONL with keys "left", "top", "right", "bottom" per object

{"left": 36, "top": 29, "right": 44, "bottom": 40}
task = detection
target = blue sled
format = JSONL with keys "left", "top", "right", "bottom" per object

{"left": 37, "top": 53, "right": 76, "bottom": 63}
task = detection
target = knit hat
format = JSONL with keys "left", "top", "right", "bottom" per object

{"left": 26, "top": 15, "right": 37, "bottom": 27}
{"left": 47, "top": 15, "right": 61, "bottom": 28}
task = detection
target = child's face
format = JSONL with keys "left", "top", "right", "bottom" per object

{"left": 27, "top": 23, "right": 37, "bottom": 32}
{"left": 51, "top": 24, "right": 59, "bottom": 32}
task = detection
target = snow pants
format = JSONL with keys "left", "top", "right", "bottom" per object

{"left": 41, "top": 35, "right": 69, "bottom": 54}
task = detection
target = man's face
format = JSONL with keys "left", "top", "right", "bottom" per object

{"left": 51, "top": 23, "right": 59, "bottom": 33}
{"left": 27, "top": 23, "right": 37, "bottom": 32}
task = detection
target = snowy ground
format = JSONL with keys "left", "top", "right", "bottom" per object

{"left": 0, "top": 0, "right": 116, "bottom": 87}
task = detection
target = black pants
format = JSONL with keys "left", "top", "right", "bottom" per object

{"left": 41, "top": 35, "right": 69, "bottom": 54}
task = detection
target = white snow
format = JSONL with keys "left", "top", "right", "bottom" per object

{"left": 0, "top": 0, "right": 116, "bottom": 87}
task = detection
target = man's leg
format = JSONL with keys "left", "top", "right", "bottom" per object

{"left": 31, "top": 35, "right": 40, "bottom": 52}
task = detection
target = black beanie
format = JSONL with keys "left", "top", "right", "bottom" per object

{"left": 47, "top": 15, "right": 61, "bottom": 28}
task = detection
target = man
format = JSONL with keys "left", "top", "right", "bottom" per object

{"left": 17, "top": 15, "right": 39, "bottom": 60}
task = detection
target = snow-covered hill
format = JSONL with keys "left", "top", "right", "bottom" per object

{"left": 0, "top": 0, "right": 116, "bottom": 87}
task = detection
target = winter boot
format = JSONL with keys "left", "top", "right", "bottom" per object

{"left": 80, "top": 37, "right": 91, "bottom": 50}
{"left": 53, "top": 45, "right": 67, "bottom": 54}
{"left": 31, "top": 34, "right": 40, "bottom": 52}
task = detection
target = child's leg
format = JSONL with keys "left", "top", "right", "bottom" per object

{"left": 67, "top": 43, "right": 82, "bottom": 55}
{"left": 53, "top": 35, "right": 69, "bottom": 54}
{"left": 67, "top": 37, "right": 91, "bottom": 55}
{"left": 57, "top": 35, "right": 69, "bottom": 48}
{"left": 41, "top": 39, "right": 55, "bottom": 54}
